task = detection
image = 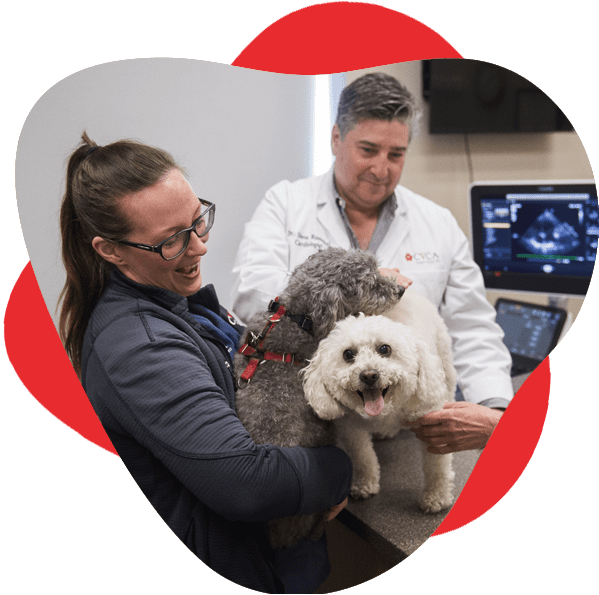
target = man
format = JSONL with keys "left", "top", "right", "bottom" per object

{"left": 231, "top": 72, "right": 513, "bottom": 453}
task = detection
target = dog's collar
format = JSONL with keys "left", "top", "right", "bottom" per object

{"left": 267, "top": 298, "right": 313, "bottom": 334}
{"left": 241, "top": 297, "right": 313, "bottom": 352}
{"left": 237, "top": 297, "right": 310, "bottom": 387}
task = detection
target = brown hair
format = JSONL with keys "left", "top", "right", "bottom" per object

{"left": 58, "top": 131, "right": 182, "bottom": 377}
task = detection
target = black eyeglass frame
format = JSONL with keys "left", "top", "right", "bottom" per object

{"left": 117, "top": 198, "right": 215, "bottom": 261}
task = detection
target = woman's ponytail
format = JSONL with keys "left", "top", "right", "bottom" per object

{"left": 58, "top": 132, "right": 180, "bottom": 377}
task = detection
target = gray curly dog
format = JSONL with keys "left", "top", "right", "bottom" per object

{"left": 234, "top": 247, "right": 404, "bottom": 549}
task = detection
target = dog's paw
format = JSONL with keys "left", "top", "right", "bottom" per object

{"left": 350, "top": 480, "right": 380, "bottom": 499}
{"left": 419, "top": 490, "right": 454, "bottom": 514}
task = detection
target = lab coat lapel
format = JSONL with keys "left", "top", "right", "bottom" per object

{"left": 376, "top": 186, "right": 410, "bottom": 261}
{"left": 315, "top": 168, "right": 352, "bottom": 248}
{"left": 316, "top": 199, "right": 352, "bottom": 248}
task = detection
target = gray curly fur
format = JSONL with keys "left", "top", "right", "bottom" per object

{"left": 234, "top": 247, "right": 404, "bottom": 550}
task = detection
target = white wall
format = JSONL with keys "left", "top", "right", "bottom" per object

{"left": 344, "top": 61, "right": 595, "bottom": 321}
{"left": 16, "top": 59, "right": 313, "bottom": 324}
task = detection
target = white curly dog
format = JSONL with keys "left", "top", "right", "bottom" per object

{"left": 302, "top": 290, "right": 457, "bottom": 513}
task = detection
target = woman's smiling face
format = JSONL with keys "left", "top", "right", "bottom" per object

{"left": 113, "top": 169, "right": 209, "bottom": 297}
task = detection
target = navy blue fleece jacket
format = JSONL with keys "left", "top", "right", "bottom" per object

{"left": 81, "top": 270, "right": 352, "bottom": 593}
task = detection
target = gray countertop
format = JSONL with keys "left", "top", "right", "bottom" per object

{"left": 336, "top": 375, "right": 527, "bottom": 565}
{"left": 337, "top": 429, "right": 480, "bottom": 565}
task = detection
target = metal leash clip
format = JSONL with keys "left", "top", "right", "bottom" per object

{"left": 246, "top": 331, "right": 259, "bottom": 348}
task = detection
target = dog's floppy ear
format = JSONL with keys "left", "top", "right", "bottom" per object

{"left": 309, "top": 284, "right": 345, "bottom": 340}
{"left": 414, "top": 340, "right": 451, "bottom": 408}
{"left": 302, "top": 355, "right": 345, "bottom": 420}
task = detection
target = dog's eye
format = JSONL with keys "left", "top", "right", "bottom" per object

{"left": 343, "top": 349, "right": 356, "bottom": 362}
{"left": 378, "top": 344, "right": 392, "bottom": 357}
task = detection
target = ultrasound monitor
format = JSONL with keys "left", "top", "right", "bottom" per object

{"left": 470, "top": 180, "right": 598, "bottom": 296}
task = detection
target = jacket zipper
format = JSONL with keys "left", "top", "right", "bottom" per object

{"left": 224, "top": 359, "right": 234, "bottom": 378}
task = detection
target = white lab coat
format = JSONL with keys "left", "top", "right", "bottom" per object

{"left": 231, "top": 168, "right": 513, "bottom": 406}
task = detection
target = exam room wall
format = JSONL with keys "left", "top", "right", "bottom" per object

{"left": 16, "top": 60, "right": 313, "bottom": 328}
{"left": 344, "top": 62, "right": 595, "bottom": 322}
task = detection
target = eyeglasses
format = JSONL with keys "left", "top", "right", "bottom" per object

{"left": 118, "top": 198, "right": 215, "bottom": 261}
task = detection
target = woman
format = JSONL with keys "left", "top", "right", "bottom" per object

{"left": 58, "top": 132, "right": 352, "bottom": 593}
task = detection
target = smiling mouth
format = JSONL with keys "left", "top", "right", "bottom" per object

{"left": 356, "top": 387, "right": 389, "bottom": 417}
{"left": 176, "top": 263, "right": 199, "bottom": 276}
{"left": 361, "top": 177, "right": 389, "bottom": 186}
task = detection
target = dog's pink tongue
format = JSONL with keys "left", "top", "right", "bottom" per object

{"left": 363, "top": 389, "right": 385, "bottom": 417}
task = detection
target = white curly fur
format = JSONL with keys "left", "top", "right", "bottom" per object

{"left": 303, "top": 290, "right": 457, "bottom": 513}
{"left": 234, "top": 248, "right": 404, "bottom": 548}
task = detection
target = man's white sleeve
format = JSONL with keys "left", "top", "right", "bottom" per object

{"left": 440, "top": 219, "right": 514, "bottom": 407}
{"left": 231, "top": 182, "right": 292, "bottom": 324}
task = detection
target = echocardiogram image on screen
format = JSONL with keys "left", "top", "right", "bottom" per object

{"left": 516, "top": 206, "right": 581, "bottom": 256}
{"left": 483, "top": 195, "right": 596, "bottom": 275}
{"left": 471, "top": 181, "right": 598, "bottom": 295}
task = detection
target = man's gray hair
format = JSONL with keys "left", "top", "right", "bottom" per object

{"left": 335, "top": 72, "right": 420, "bottom": 140}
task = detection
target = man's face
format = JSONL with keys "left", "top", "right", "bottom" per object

{"left": 332, "top": 118, "right": 409, "bottom": 213}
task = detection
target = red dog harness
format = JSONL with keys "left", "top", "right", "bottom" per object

{"left": 237, "top": 298, "right": 313, "bottom": 385}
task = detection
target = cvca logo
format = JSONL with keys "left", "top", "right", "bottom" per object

{"left": 405, "top": 252, "right": 440, "bottom": 263}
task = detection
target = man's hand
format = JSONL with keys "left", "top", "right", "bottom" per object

{"left": 379, "top": 267, "right": 412, "bottom": 289}
{"left": 403, "top": 402, "right": 504, "bottom": 454}
{"left": 327, "top": 497, "right": 348, "bottom": 521}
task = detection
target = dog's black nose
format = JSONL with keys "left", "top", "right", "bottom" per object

{"left": 359, "top": 369, "right": 380, "bottom": 386}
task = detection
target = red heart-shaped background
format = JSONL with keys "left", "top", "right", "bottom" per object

{"left": 4, "top": 1, "right": 549, "bottom": 538}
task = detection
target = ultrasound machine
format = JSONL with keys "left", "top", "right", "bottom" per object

{"left": 469, "top": 180, "right": 597, "bottom": 380}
